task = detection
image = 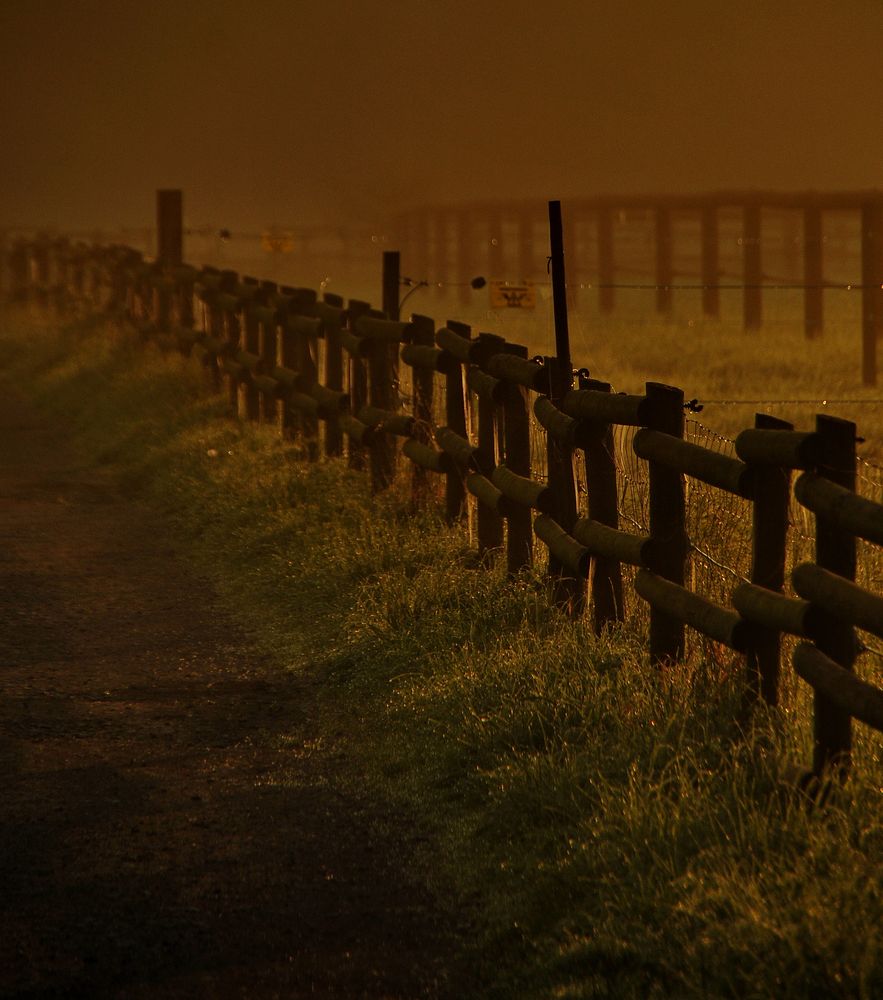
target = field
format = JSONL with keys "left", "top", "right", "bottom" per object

{"left": 3, "top": 297, "right": 883, "bottom": 998}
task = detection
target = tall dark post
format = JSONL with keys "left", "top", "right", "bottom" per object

{"left": 502, "top": 344, "right": 533, "bottom": 575}
{"left": 548, "top": 200, "right": 572, "bottom": 376}
{"left": 157, "top": 189, "right": 183, "bottom": 267}
{"left": 654, "top": 206, "right": 673, "bottom": 315}
{"left": 812, "top": 415, "right": 858, "bottom": 777}
{"left": 861, "top": 199, "right": 882, "bottom": 387}
{"left": 747, "top": 413, "right": 794, "bottom": 705}
{"left": 382, "top": 251, "right": 400, "bottom": 321}
{"left": 579, "top": 376, "right": 624, "bottom": 630}
{"left": 646, "top": 382, "right": 686, "bottom": 666}
{"left": 803, "top": 204, "right": 824, "bottom": 339}
{"left": 547, "top": 201, "right": 580, "bottom": 610}
{"left": 444, "top": 321, "right": 470, "bottom": 523}
{"left": 700, "top": 202, "right": 720, "bottom": 319}
{"left": 742, "top": 202, "right": 763, "bottom": 330}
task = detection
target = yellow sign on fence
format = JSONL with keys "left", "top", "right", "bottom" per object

{"left": 489, "top": 280, "right": 536, "bottom": 310}
{"left": 261, "top": 231, "right": 294, "bottom": 253}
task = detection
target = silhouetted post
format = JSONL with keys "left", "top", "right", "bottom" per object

{"left": 654, "top": 206, "right": 673, "bottom": 315}
{"left": 156, "top": 189, "right": 183, "bottom": 267}
{"left": 812, "top": 415, "right": 858, "bottom": 777}
{"left": 347, "top": 299, "right": 371, "bottom": 471}
{"left": 476, "top": 333, "right": 505, "bottom": 558}
{"left": 701, "top": 202, "right": 720, "bottom": 318}
{"left": 579, "top": 376, "right": 624, "bottom": 630}
{"left": 803, "top": 204, "right": 824, "bottom": 339}
{"left": 861, "top": 199, "right": 883, "bottom": 386}
{"left": 409, "top": 314, "right": 436, "bottom": 508}
{"left": 597, "top": 206, "right": 615, "bottom": 313}
{"left": 646, "top": 382, "right": 686, "bottom": 666}
{"left": 546, "top": 201, "right": 580, "bottom": 608}
{"left": 257, "top": 282, "right": 277, "bottom": 425}
{"left": 320, "top": 295, "right": 346, "bottom": 457}
{"left": 747, "top": 413, "right": 794, "bottom": 705}
{"left": 444, "top": 321, "right": 470, "bottom": 523}
{"left": 503, "top": 343, "right": 533, "bottom": 575}
{"left": 742, "top": 203, "right": 762, "bottom": 330}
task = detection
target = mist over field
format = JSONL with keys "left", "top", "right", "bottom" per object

{"left": 1, "top": 0, "right": 882, "bottom": 236}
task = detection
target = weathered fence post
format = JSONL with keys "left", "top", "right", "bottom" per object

{"left": 861, "top": 198, "right": 883, "bottom": 386}
{"left": 546, "top": 200, "right": 581, "bottom": 610}
{"left": 646, "top": 381, "right": 687, "bottom": 665}
{"left": 746, "top": 413, "right": 794, "bottom": 704}
{"left": 443, "top": 320, "right": 470, "bottom": 523}
{"left": 156, "top": 189, "right": 183, "bottom": 267}
{"left": 742, "top": 202, "right": 762, "bottom": 330}
{"left": 579, "top": 375, "right": 625, "bottom": 630}
{"left": 803, "top": 203, "right": 824, "bottom": 339}
{"left": 257, "top": 281, "right": 277, "bottom": 425}
{"left": 503, "top": 343, "right": 533, "bottom": 575}
{"left": 475, "top": 333, "right": 506, "bottom": 558}
{"left": 318, "top": 293, "right": 346, "bottom": 457}
{"left": 347, "top": 299, "right": 371, "bottom": 471}
{"left": 409, "top": 313, "right": 436, "bottom": 508}
{"left": 812, "top": 414, "right": 858, "bottom": 777}
{"left": 366, "top": 251, "right": 402, "bottom": 491}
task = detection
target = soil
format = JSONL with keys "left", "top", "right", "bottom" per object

{"left": 0, "top": 379, "right": 471, "bottom": 999}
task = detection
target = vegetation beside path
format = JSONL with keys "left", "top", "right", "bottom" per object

{"left": 4, "top": 309, "right": 883, "bottom": 999}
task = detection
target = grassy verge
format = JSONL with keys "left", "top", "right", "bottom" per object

{"left": 3, "top": 306, "right": 883, "bottom": 999}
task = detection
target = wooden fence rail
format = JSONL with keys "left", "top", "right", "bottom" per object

{"left": 6, "top": 232, "right": 883, "bottom": 792}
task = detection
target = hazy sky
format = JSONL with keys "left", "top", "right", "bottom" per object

{"left": 1, "top": 0, "right": 881, "bottom": 232}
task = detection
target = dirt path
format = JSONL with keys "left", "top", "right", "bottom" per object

{"left": 0, "top": 381, "right": 466, "bottom": 999}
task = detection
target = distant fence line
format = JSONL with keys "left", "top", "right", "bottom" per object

{"left": 6, "top": 224, "right": 883, "bottom": 799}
{"left": 393, "top": 190, "right": 883, "bottom": 384}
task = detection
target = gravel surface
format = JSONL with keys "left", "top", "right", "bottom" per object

{"left": 0, "top": 379, "right": 464, "bottom": 999}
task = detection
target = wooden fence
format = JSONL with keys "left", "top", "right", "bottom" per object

{"left": 6, "top": 231, "right": 883, "bottom": 792}
{"left": 394, "top": 190, "right": 883, "bottom": 385}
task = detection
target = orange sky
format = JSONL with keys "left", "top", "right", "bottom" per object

{"left": 1, "top": 0, "right": 881, "bottom": 232}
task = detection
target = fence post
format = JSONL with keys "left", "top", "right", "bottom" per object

{"left": 701, "top": 202, "right": 720, "bottom": 319}
{"left": 409, "top": 313, "right": 436, "bottom": 508}
{"left": 579, "top": 375, "right": 625, "bottom": 630}
{"left": 320, "top": 294, "right": 345, "bottom": 457}
{"left": 238, "top": 285, "right": 260, "bottom": 422}
{"left": 861, "top": 198, "right": 883, "bottom": 386}
{"left": 156, "top": 189, "right": 183, "bottom": 267}
{"left": 257, "top": 282, "right": 277, "bottom": 425}
{"left": 812, "top": 414, "right": 858, "bottom": 777}
{"left": 746, "top": 413, "right": 794, "bottom": 705}
{"left": 742, "top": 202, "right": 762, "bottom": 330}
{"left": 503, "top": 343, "right": 533, "bottom": 575}
{"left": 366, "top": 252, "right": 402, "bottom": 491}
{"left": 597, "top": 206, "right": 615, "bottom": 314}
{"left": 655, "top": 205, "right": 673, "bottom": 316}
{"left": 646, "top": 382, "right": 686, "bottom": 665}
{"left": 476, "top": 333, "right": 505, "bottom": 558}
{"left": 347, "top": 299, "right": 371, "bottom": 471}
{"left": 803, "top": 203, "right": 824, "bottom": 339}
{"left": 220, "top": 270, "right": 240, "bottom": 413}
{"left": 444, "top": 320, "right": 470, "bottom": 523}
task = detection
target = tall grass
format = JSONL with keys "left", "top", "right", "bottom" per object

{"left": 3, "top": 304, "right": 883, "bottom": 998}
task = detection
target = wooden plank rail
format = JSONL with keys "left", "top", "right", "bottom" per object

{"left": 792, "top": 562, "right": 883, "bottom": 639}
{"left": 633, "top": 428, "right": 755, "bottom": 499}
{"left": 13, "top": 213, "right": 883, "bottom": 791}
{"left": 635, "top": 569, "right": 754, "bottom": 653}
{"left": 794, "top": 472, "right": 883, "bottom": 546}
